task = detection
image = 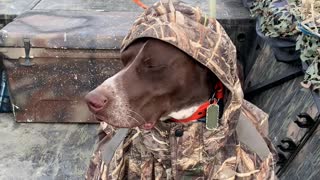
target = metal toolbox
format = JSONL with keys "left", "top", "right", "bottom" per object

{"left": 0, "top": 10, "right": 134, "bottom": 122}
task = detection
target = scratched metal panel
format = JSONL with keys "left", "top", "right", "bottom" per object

{"left": 32, "top": 0, "right": 255, "bottom": 74}
{"left": 0, "top": 0, "right": 40, "bottom": 33}
{"left": 3, "top": 56, "right": 122, "bottom": 123}
{"left": 33, "top": 0, "right": 251, "bottom": 20}
{"left": 0, "top": 0, "right": 40, "bottom": 16}
{"left": 0, "top": 10, "right": 139, "bottom": 49}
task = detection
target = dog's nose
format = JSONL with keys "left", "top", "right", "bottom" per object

{"left": 85, "top": 91, "right": 108, "bottom": 113}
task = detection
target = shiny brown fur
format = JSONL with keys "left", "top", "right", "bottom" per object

{"left": 85, "top": 38, "right": 216, "bottom": 129}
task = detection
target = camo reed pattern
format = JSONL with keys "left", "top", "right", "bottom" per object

{"left": 86, "top": 1, "right": 276, "bottom": 179}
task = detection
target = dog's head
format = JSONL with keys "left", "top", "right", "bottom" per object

{"left": 85, "top": 38, "right": 216, "bottom": 129}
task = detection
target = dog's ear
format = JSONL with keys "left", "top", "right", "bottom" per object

{"left": 120, "top": 39, "right": 151, "bottom": 65}
{"left": 136, "top": 39, "right": 152, "bottom": 57}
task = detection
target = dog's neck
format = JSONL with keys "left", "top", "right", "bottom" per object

{"left": 159, "top": 103, "right": 202, "bottom": 121}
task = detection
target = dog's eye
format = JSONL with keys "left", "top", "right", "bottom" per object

{"left": 143, "top": 58, "right": 167, "bottom": 70}
{"left": 120, "top": 55, "right": 132, "bottom": 66}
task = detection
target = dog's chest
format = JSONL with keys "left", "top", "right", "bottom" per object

{"left": 120, "top": 122, "right": 239, "bottom": 179}
{"left": 137, "top": 122, "right": 207, "bottom": 178}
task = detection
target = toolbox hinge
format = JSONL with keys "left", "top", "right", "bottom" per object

{"left": 20, "top": 38, "right": 34, "bottom": 66}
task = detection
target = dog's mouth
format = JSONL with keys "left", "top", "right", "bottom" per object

{"left": 92, "top": 110, "right": 160, "bottom": 130}
{"left": 94, "top": 114, "right": 107, "bottom": 122}
{"left": 140, "top": 119, "right": 158, "bottom": 130}
{"left": 91, "top": 108, "right": 157, "bottom": 129}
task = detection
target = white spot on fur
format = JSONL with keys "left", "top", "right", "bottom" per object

{"left": 160, "top": 104, "right": 201, "bottom": 121}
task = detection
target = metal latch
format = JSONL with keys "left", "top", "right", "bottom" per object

{"left": 276, "top": 112, "right": 320, "bottom": 176}
{"left": 20, "top": 38, "right": 34, "bottom": 66}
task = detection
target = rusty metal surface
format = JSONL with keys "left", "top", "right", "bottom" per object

{"left": 0, "top": 10, "right": 128, "bottom": 123}
{"left": 3, "top": 56, "right": 122, "bottom": 123}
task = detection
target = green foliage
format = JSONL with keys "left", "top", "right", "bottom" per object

{"left": 251, "top": 0, "right": 302, "bottom": 37}
{"left": 251, "top": 0, "right": 320, "bottom": 90}
{"left": 297, "top": 35, "right": 319, "bottom": 62}
{"left": 250, "top": 0, "right": 273, "bottom": 17}
{"left": 298, "top": 34, "right": 320, "bottom": 89}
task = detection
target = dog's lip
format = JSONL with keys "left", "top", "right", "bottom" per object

{"left": 94, "top": 114, "right": 106, "bottom": 122}
{"left": 93, "top": 112, "right": 159, "bottom": 129}
{"left": 140, "top": 119, "right": 157, "bottom": 130}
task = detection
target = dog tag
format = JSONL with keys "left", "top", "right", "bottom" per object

{"left": 206, "top": 104, "right": 219, "bottom": 130}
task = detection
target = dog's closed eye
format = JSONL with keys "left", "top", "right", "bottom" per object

{"left": 120, "top": 52, "right": 133, "bottom": 66}
{"left": 142, "top": 58, "right": 167, "bottom": 70}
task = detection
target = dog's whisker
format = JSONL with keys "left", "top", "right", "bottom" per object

{"left": 127, "top": 109, "right": 144, "bottom": 119}
{"left": 127, "top": 115, "right": 140, "bottom": 124}
{"left": 127, "top": 109, "right": 147, "bottom": 123}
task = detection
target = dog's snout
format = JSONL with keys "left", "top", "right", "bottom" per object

{"left": 85, "top": 91, "right": 108, "bottom": 113}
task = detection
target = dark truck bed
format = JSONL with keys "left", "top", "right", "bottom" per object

{"left": 0, "top": 0, "right": 319, "bottom": 179}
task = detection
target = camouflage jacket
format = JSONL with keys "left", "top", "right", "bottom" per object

{"left": 86, "top": 1, "right": 276, "bottom": 179}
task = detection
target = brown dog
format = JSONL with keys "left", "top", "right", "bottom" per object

{"left": 85, "top": 38, "right": 217, "bottom": 129}
{"left": 85, "top": 2, "right": 276, "bottom": 178}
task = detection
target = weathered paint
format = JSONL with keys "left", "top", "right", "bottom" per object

{"left": 3, "top": 56, "right": 122, "bottom": 123}
{"left": 0, "top": 0, "right": 42, "bottom": 30}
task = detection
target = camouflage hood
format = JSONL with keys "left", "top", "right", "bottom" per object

{"left": 86, "top": 1, "right": 276, "bottom": 179}
{"left": 121, "top": 0, "right": 243, "bottom": 144}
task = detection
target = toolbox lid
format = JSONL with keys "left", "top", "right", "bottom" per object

{"left": 0, "top": 10, "right": 139, "bottom": 50}
{"left": 0, "top": 0, "right": 251, "bottom": 50}
{"left": 0, "top": 0, "right": 41, "bottom": 18}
